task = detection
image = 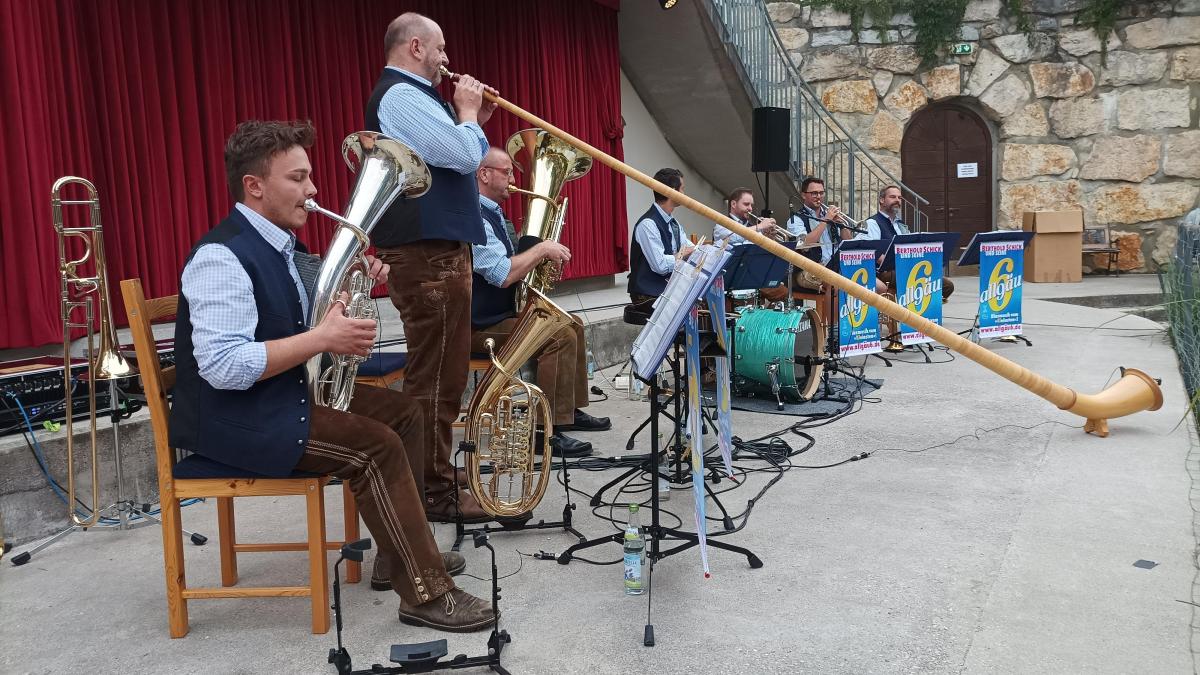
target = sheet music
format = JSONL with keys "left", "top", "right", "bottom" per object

{"left": 630, "top": 243, "right": 731, "bottom": 380}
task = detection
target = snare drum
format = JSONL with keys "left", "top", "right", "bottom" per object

{"left": 727, "top": 289, "right": 759, "bottom": 313}
{"left": 731, "top": 307, "right": 826, "bottom": 402}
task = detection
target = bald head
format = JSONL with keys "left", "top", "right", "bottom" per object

{"left": 384, "top": 12, "right": 447, "bottom": 82}
{"left": 477, "top": 147, "right": 514, "bottom": 202}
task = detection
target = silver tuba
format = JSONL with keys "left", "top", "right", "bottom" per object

{"left": 304, "top": 132, "right": 430, "bottom": 411}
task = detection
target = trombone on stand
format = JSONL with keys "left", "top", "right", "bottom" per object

{"left": 11, "top": 177, "right": 206, "bottom": 566}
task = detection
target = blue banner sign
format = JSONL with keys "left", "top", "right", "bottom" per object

{"left": 837, "top": 249, "right": 881, "bottom": 357}
{"left": 893, "top": 241, "right": 944, "bottom": 345}
{"left": 978, "top": 240, "right": 1024, "bottom": 338}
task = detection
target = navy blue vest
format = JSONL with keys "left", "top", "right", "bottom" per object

{"left": 628, "top": 205, "right": 678, "bottom": 297}
{"left": 870, "top": 211, "right": 898, "bottom": 242}
{"left": 170, "top": 209, "right": 311, "bottom": 478}
{"left": 471, "top": 205, "right": 518, "bottom": 329}
{"left": 364, "top": 68, "right": 485, "bottom": 247}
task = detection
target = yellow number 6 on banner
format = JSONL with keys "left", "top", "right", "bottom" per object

{"left": 988, "top": 257, "right": 1014, "bottom": 312}
{"left": 905, "top": 259, "right": 933, "bottom": 316}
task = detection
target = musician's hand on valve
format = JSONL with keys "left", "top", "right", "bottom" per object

{"left": 538, "top": 241, "right": 571, "bottom": 264}
{"left": 318, "top": 292, "right": 376, "bottom": 358}
{"left": 757, "top": 217, "right": 778, "bottom": 235}
{"left": 363, "top": 255, "right": 389, "bottom": 285}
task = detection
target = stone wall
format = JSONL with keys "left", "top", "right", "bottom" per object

{"left": 769, "top": 0, "right": 1200, "bottom": 271}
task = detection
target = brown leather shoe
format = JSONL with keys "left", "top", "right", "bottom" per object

{"left": 426, "top": 489, "right": 492, "bottom": 524}
{"left": 372, "top": 551, "right": 466, "bottom": 591}
{"left": 398, "top": 588, "right": 497, "bottom": 633}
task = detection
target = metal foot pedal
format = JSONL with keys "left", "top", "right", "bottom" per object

{"left": 390, "top": 639, "right": 448, "bottom": 664}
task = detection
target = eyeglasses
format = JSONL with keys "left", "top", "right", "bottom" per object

{"left": 482, "top": 166, "right": 514, "bottom": 177}
{"left": 805, "top": 190, "right": 825, "bottom": 196}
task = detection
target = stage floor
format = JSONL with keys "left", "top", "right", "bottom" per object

{"left": 2, "top": 273, "right": 1194, "bottom": 674}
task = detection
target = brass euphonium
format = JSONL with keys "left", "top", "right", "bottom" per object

{"left": 506, "top": 128, "right": 592, "bottom": 307}
{"left": 52, "top": 177, "right": 138, "bottom": 526}
{"left": 464, "top": 287, "right": 575, "bottom": 517}
{"left": 304, "top": 132, "right": 430, "bottom": 411}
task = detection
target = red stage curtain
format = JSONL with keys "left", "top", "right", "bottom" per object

{"left": 0, "top": 0, "right": 626, "bottom": 350}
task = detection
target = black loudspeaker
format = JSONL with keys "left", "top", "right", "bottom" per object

{"left": 751, "top": 106, "right": 790, "bottom": 173}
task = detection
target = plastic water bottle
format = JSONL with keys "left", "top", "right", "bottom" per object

{"left": 623, "top": 504, "right": 645, "bottom": 595}
{"left": 586, "top": 349, "right": 596, "bottom": 380}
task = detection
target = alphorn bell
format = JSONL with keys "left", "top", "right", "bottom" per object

{"left": 441, "top": 66, "right": 1163, "bottom": 437}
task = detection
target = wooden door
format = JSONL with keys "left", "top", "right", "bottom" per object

{"left": 901, "top": 104, "right": 993, "bottom": 240}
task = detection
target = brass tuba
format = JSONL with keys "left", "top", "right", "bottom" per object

{"left": 53, "top": 177, "right": 138, "bottom": 526}
{"left": 506, "top": 128, "right": 592, "bottom": 306}
{"left": 464, "top": 288, "right": 575, "bottom": 517}
{"left": 304, "top": 132, "right": 430, "bottom": 411}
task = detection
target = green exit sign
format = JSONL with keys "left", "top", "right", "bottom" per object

{"left": 951, "top": 43, "right": 973, "bottom": 55}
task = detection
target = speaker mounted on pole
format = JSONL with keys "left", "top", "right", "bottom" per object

{"left": 751, "top": 107, "right": 790, "bottom": 173}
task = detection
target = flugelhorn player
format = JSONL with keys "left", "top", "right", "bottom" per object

{"left": 714, "top": 187, "right": 778, "bottom": 243}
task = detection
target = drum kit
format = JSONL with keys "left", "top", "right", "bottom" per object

{"left": 698, "top": 286, "right": 832, "bottom": 409}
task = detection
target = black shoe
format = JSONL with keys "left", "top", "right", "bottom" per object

{"left": 557, "top": 409, "right": 612, "bottom": 432}
{"left": 549, "top": 432, "right": 593, "bottom": 458}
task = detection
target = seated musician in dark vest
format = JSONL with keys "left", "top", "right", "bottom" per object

{"left": 470, "top": 147, "right": 609, "bottom": 459}
{"left": 173, "top": 120, "right": 492, "bottom": 632}
{"left": 850, "top": 185, "right": 954, "bottom": 302}
{"left": 628, "top": 168, "right": 695, "bottom": 306}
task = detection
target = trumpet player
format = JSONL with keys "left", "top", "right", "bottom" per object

{"left": 714, "top": 188, "right": 778, "bottom": 244}
{"left": 470, "top": 147, "right": 608, "bottom": 459}
{"left": 788, "top": 176, "right": 841, "bottom": 291}
{"left": 365, "top": 12, "right": 495, "bottom": 526}
{"left": 173, "top": 121, "right": 494, "bottom": 633}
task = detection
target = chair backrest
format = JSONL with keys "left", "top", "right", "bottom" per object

{"left": 119, "top": 279, "right": 178, "bottom": 490}
{"left": 1082, "top": 225, "right": 1112, "bottom": 251}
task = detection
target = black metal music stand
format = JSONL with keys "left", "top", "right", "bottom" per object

{"left": 557, "top": 337, "right": 762, "bottom": 646}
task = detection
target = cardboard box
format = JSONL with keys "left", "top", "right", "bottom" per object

{"left": 1021, "top": 210, "right": 1083, "bottom": 282}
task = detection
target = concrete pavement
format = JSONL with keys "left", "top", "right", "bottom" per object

{"left": 1, "top": 274, "right": 1195, "bottom": 674}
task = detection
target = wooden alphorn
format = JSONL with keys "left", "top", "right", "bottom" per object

{"left": 443, "top": 67, "right": 1163, "bottom": 436}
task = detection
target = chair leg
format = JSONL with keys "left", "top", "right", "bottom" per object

{"left": 216, "top": 497, "right": 238, "bottom": 587}
{"left": 306, "top": 480, "right": 330, "bottom": 634}
{"left": 160, "top": 495, "right": 189, "bottom": 638}
{"left": 342, "top": 482, "right": 361, "bottom": 584}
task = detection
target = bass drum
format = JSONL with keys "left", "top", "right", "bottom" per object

{"left": 731, "top": 307, "right": 826, "bottom": 402}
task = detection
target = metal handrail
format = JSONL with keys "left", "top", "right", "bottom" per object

{"left": 700, "top": 0, "right": 929, "bottom": 230}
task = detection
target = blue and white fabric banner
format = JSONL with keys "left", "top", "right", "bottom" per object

{"left": 684, "top": 306, "right": 711, "bottom": 578}
{"left": 893, "top": 241, "right": 944, "bottom": 345}
{"left": 837, "top": 249, "right": 881, "bottom": 357}
{"left": 978, "top": 240, "right": 1025, "bottom": 338}
{"left": 702, "top": 276, "right": 735, "bottom": 477}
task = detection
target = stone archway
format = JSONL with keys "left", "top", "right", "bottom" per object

{"left": 901, "top": 102, "right": 995, "bottom": 241}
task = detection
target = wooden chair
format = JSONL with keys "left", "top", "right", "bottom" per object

{"left": 1083, "top": 225, "right": 1121, "bottom": 276}
{"left": 119, "top": 279, "right": 360, "bottom": 638}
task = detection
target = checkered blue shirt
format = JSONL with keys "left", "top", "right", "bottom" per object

{"left": 179, "top": 203, "right": 309, "bottom": 391}
{"left": 377, "top": 67, "right": 487, "bottom": 174}
{"left": 471, "top": 194, "right": 513, "bottom": 287}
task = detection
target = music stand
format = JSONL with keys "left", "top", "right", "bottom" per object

{"left": 878, "top": 232, "right": 961, "bottom": 357}
{"left": 721, "top": 241, "right": 798, "bottom": 292}
{"left": 957, "top": 231, "right": 1036, "bottom": 347}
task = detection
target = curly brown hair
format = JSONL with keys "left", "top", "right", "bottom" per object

{"left": 224, "top": 120, "right": 316, "bottom": 201}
